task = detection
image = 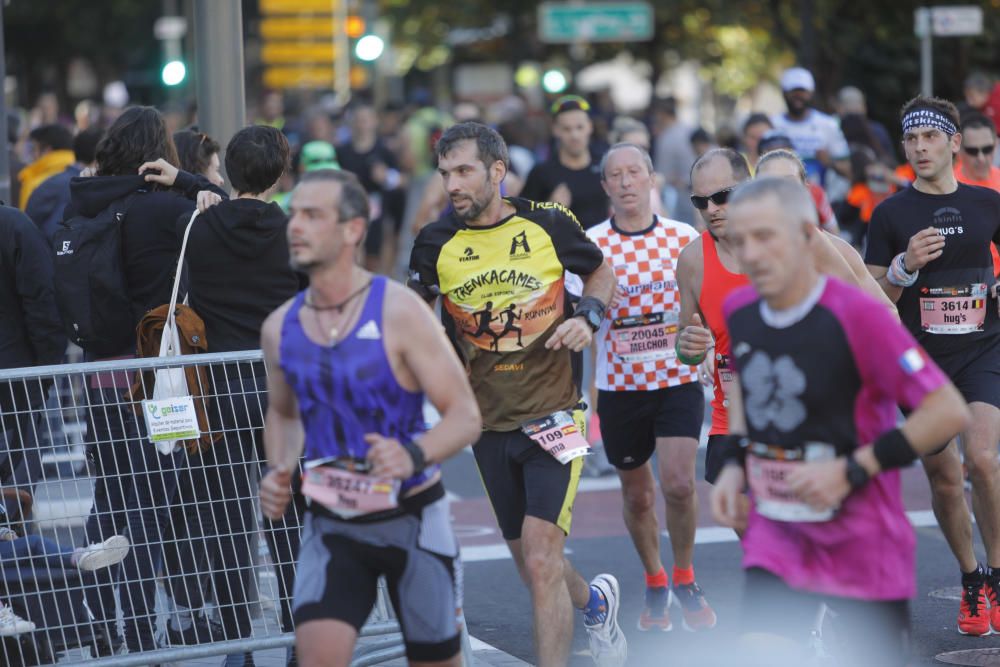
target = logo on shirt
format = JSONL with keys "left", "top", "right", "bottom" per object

{"left": 510, "top": 231, "right": 531, "bottom": 258}
{"left": 56, "top": 241, "right": 74, "bottom": 256}
{"left": 899, "top": 348, "right": 925, "bottom": 375}
{"left": 356, "top": 320, "right": 381, "bottom": 340}
{"left": 742, "top": 350, "right": 807, "bottom": 433}
{"left": 459, "top": 247, "right": 481, "bottom": 262}
{"left": 932, "top": 207, "right": 964, "bottom": 235}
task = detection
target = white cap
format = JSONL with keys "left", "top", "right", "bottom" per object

{"left": 780, "top": 67, "right": 815, "bottom": 92}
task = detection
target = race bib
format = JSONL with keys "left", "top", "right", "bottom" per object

{"left": 717, "top": 354, "right": 735, "bottom": 408}
{"left": 301, "top": 459, "right": 400, "bottom": 519}
{"left": 919, "top": 283, "right": 988, "bottom": 334}
{"left": 610, "top": 312, "right": 678, "bottom": 363}
{"left": 521, "top": 410, "right": 590, "bottom": 464}
{"left": 746, "top": 442, "right": 837, "bottom": 523}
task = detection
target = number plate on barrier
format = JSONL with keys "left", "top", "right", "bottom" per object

{"left": 143, "top": 396, "right": 200, "bottom": 443}
{"left": 521, "top": 410, "right": 590, "bottom": 464}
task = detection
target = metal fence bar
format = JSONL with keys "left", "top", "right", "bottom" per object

{"left": 0, "top": 351, "right": 406, "bottom": 667}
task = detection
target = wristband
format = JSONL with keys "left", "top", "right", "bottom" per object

{"left": 401, "top": 440, "right": 427, "bottom": 474}
{"left": 844, "top": 454, "right": 871, "bottom": 491}
{"left": 886, "top": 253, "right": 918, "bottom": 288}
{"left": 717, "top": 434, "right": 748, "bottom": 467}
{"left": 872, "top": 428, "right": 918, "bottom": 471}
{"left": 675, "top": 335, "right": 706, "bottom": 366}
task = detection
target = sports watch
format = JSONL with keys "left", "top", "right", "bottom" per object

{"left": 574, "top": 296, "right": 606, "bottom": 333}
{"left": 845, "top": 454, "right": 870, "bottom": 491}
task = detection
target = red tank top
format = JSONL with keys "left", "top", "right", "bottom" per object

{"left": 697, "top": 231, "right": 750, "bottom": 436}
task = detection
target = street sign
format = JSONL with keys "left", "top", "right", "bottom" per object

{"left": 261, "top": 42, "right": 340, "bottom": 65}
{"left": 914, "top": 6, "right": 983, "bottom": 37}
{"left": 263, "top": 66, "right": 335, "bottom": 89}
{"left": 261, "top": 17, "right": 336, "bottom": 40}
{"left": 538, "top": 2, "right": 654, "bottom": 43}
{"left": 260, "top": 0, "right": 339, "bottom": 13}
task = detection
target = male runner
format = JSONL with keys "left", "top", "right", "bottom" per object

{"left": 258, "top": 169, "right": 483, "bottom": 667}
{"left": 712, "top": 177, "right": 970, "bottom": 666}
{"left": 585, "top": 143, "right": 716, "bottom": 632}
{"left": 409, "top": 122, "right": 625, "bottom": 667}
{"left": 676, "top": 149, "right": 897, "bottom": 485}
{"left": 865, "top": 96, "right": 1000, "bottom": 636}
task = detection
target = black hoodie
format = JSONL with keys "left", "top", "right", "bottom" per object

{"left": 66, "top": 171, "right": 225, "bottom": 339}
{"left": 178, "top": 198, "right": 300, "bottom": 353}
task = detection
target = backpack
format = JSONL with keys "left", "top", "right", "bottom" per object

{"left": 52, "top": 194, "right": 136, "bottom": 356}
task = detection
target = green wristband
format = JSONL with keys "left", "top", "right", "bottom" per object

{"left": 675, "top": 337, "right": 706, "bottom": 366}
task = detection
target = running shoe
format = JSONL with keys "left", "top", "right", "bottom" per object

{"left": 76, "top": 535, "right": 130, "bottom": 571}
{"left": 988, "top": 570, "right": 1000, "bottom": 634}
{"left": 584, "top": 574, "right": 627, "bottom": 667}
{"left": 958, "top": 577, "right": 991, "bottom": 636}
{"left": 0, "top": 602, "right": 34, "bottom": 636}
{"left": 637, "top": 586, "right": 672, "bottom": 632}
{"left": 672, "top": 581, "right": 717, "bottom": 631}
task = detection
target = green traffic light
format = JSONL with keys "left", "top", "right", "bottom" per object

{"left": 162, "top": 60, "right": 186, "bottom": 86}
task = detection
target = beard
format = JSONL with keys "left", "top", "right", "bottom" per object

{"left": 453, "top": 181, "right": 494, "bottom": 222}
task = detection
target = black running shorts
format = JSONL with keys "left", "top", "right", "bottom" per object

{"left": 597, "top": 381, "right": 705, "bottom": 470}
{"left": 931, "top": 341, "right": 1000, "bottom": 409}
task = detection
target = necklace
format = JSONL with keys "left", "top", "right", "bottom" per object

{"left": 304, "top": 278, "right": 374, "bottom": 312}
{"left": 310, "top": 279, "right": 372, "bottom": 347}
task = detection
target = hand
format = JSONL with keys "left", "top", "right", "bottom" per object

{"left": 371, "top": 162, "right": 388, "bottom": 187}
{"left": 139, "top": 158, "right": 180, "bottom": 187}
{"left": 260, "top": 466, "right": 293, "bottom": 520}
{"left": 815, "top": 148, "right": 831, "bottom": 166}
{"left": 710, "top": 465, "right": 748, "bottom": 531}
{"left": 786, "top": 458, "right": 850, "bottom": 512}
{"left": 903, "top": 227, "right": 945, "bottom": 272}
{"left": 609, "top": 283, "right": 628, "bottom": 308}
{"left": 550, "top": 182, "right": 572, "bottom": 207}
{"left": 545, "top": 316, "right": 593, "bottom": 352}
{"left": 699, "top": 354, "right": 715, "bottom": 388}
{"left": 365, "top": 433, "right": 415, "bottom": 480}
{"left": 197, "top": 190, "right": 222, "bottom": 212}
{"left": 677, "top": 313, "right": 712, "bottom": 360}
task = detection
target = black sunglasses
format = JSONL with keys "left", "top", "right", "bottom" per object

{"left": 690, "top": 187, "right": 735, "bottom": 210}
{"left": 963, "top": 144, "right": 995, "bottom": 157}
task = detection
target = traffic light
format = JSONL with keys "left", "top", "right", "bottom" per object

{"left": 354, "top": 34, "right": 384, "bottom": 62}
{"left": 161, "top": 59, "right": 187, "bottom": 86}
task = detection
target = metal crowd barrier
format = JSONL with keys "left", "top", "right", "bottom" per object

{"left": 0, "top": 350, "right": 427, "bottom": 667}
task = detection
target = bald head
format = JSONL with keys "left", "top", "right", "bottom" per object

{"left": 690, "top": 147, "right": 751, "bottom": 184}
{"left": 731, "top": 177, "right": 817, "bottom": 228}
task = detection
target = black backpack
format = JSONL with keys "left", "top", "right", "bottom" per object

{"left": 52, "top": 195, "right": 136, "bottom": 356}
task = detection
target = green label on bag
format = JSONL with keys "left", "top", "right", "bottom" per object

{"left": 143, "top": 396, "right": 200, "bottom": 442}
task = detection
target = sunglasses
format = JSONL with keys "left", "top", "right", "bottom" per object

{"left": 690, "top": 187, "right": 735, "bottom": 210}
{"left": 550, "top": 95, "right": 591, "bottom": 115}
{"left": 963, "top": 144, "right": 995, "bottom": 157}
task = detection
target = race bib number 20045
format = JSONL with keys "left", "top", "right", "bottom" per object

{"left": 610, "top": 312, "right": 678, "bottom": 363}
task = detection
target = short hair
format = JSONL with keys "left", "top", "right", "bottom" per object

{"left": 28, "top": 124, "right": 73, "bottom": 151}
{"left": 690, "top": 127, "right": 713, "bottom": 145}
{"left": 756, "top": 149, "right": 807, "bottom": 183}
{"left": 97, "top": 106, "right": 179, "bottom": 177}
{"left": 73, "top": 127, "right": 104, "bottom": 165}
{"left": 837, "top": 86, "right": 866, "bottom": 114}
{"left": 960, "top": 112, "right": 997, "bottom": 137}
{"left": 900, "top": 96, "right": 961, "bottom": 132}
{"left": 730, "top": 176, "right": 818, "bottom": 227}
{"left": 174, "top": 128, "right": 221, "bottom": 177}
{"left": 965, "top": 72, "right": 993, "bottom": 93}
{"left": 298, "top": 169, "right": 370, "bottom": 223}
{"left": 690, "top": 147, "right": 751, "bottom": 184}
{"left": 742, "top": 113, "right": 772, "bottom": 135}
{"left": 609, "top": 116, "right": 649, "bottom": 145}
{"left": 599, "top": 142, "right": 654, "bottom": 180}
{"left": 225, "top": 125, "right": 290, "bottom": 195}
{"left": 435, "top": 121, "right": 510, "bottom": 170}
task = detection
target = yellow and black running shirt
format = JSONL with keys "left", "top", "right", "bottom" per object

{"left": 409, "top": 197, "right": 605, "bottom": 431}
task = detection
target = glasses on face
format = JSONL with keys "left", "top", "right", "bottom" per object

{"left": 550, "top": 95, "right": 591, "bottom": 115}
{"left": 963, "top": 144, "right": 995, "bottom": 157}
{"left": 690, "top": 187, "right": 735, "bottom": 210}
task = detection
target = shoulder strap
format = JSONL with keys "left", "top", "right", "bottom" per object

{"left": 167, "top": 209, "right": 199, "bottom": 328}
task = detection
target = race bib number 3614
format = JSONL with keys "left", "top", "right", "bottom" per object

{"left": 919, "top": 283, "right": 988, "bottom": 334}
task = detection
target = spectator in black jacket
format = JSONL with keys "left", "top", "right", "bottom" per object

{"left": 25, "top": 127, "right": 103, "bottom": 239}
{"left": 0, "top": 205, "right": 65, "bottom": 490}
{"left": 171, "top": 125, "right": 300, "bottom": 666}
{"left": 63, "top": 105, "right": 225, "bottom": 657}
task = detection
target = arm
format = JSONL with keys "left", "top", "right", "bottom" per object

{"left": 139, "top": 158, "right": 228, "bottom": 199}
{"left": 545, "top": 259, "right": 615, "bottom": 352}
{"left": 820, "top": 232, "right": 898, "bottom": 317}
{"left": 373, "top": 286, "right": 481, "bottom": 476}
{"left": 710, "top": 376, "right": 749, "bottom": 530}
{"left": 259, "top": 301, "right": 303, "bottom": 519}
{"left": 675, "top": 241, "right": 714, "bottom": 362}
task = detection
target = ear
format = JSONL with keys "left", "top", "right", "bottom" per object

{"left": 491, "top": 159, "right": 507, "bottom": 184}
{"left": 344, "top": 215, "right": 368, "bottom": 247}
{"left": 951, "top": 132, "right": 963, "bottom": 154}
{"left": 600, "top": 178, "right": 611, "bottom": 197}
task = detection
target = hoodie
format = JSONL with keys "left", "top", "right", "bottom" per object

{"left": 19, "top": 150, "right": 76, "bottom": 209}
{"left": 66, "top": 171, "right": 225, "bottom": 347}
{"left": 179, "top": 198, "right": 300, "bottom": 352}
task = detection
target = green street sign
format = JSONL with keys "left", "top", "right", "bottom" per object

{"left": 538, "top": 2, "right": 654, "bottom": 43}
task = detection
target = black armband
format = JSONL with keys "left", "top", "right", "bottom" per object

{"left": 402, "top": 440, "right": 428, "bottom": 474}
{"left": 717, "top": 434, "right": 749, "bottom": 467}
{"left": 872, "top": 428, "right": 918, "bottom": 471}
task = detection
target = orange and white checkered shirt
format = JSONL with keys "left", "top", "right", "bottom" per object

{"left": 588, "top": 216, "right": 699, "bottom": 392}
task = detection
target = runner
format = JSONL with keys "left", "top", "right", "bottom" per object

{"left": 865, "top": 96, "right": 1000, "bottom": 636}
{"left": 585, "top": 143, "right": 716, "bottom": 633}
{"left": 711, "top": 176, "right": 971, "bottom": 666}
{"left": 408, "top": 122, "right": 625, "bottom": 667}
{"left": 258, "top": 169, "right": 483, "bottom": 667}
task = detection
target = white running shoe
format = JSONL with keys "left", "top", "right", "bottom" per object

{"left": 0, "top": 602, "right": 35, "bottom": 636}
{"left": 76, "top": 535, "right": 130, "bottom": 571}
{"left": 584, "top": 574, "right": 627, "bottom": 667}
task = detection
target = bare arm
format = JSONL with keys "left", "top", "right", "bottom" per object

{"left": 711, "top": 378, "right": 748, "bottom": 530}
{"left": 823, "top": 233, "right": 898, "bottom": 317}
{"left": 867, "top": 263, "right": 902, "bottom": 303}
{"left": 545, "top": 260, "right": 616, "bottom": 352}
{"left": 675, "top": 241, "right": 714, "bottom": 360}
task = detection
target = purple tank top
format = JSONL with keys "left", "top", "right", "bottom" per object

{"left": 279, "top": 276, "right": 435, "bottom": 490}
